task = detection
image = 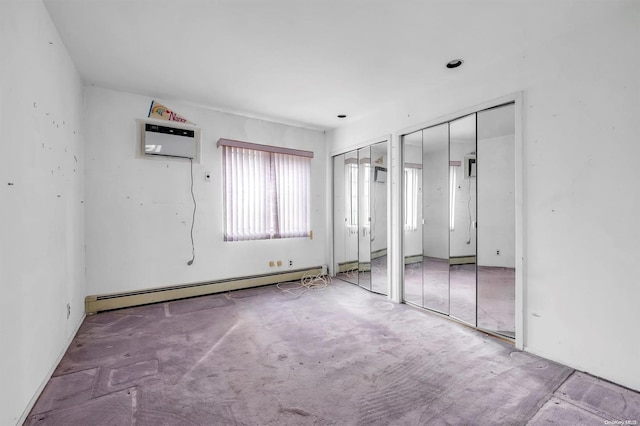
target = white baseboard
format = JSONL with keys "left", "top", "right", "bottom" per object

{"left": 85, "top": 266, "right": 323, "bottom": 314}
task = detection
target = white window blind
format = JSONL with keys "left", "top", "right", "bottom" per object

{"left": 346, "top": 161, "right": 358, "bottom": 234}
{"left": 218, "top": 139, "right": 312, "bottom": 241}
{"left": 361, "top": 163, "right": 371, "bottom": 229}
{"left": 404, "top": 167, "right": 419, "bottom": 231}
{"left": 449, "top": 165, "right": 457, "bottom": 231}
{"left": 273, "top": 153, "right": 310, "bottom": 238}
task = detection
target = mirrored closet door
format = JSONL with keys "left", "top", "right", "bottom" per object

{"left": 402, "top": 130, "right": 423, "bottom": 306}
{"left": 334, "top": 152, "right": 359, "bottom": 285}
{"left": 449, "top": 114, "right": 477, "bottom": 325}
{"left": 477, "top": 104, "right": 516, "bottom": 337}
{"left": 369, "top": 141, "right": 388, "bottom": 294}
{"left": 333, "top": 141, "right": 388, "bottom": 295}
{"left": 402, "top": 103, "right": 515, "bottom": 339}
{"left": 358, "top": 146, "right": 372, "bottom": 291}
{"left": 422, "top": 123, "right": 450, "bottom": 314}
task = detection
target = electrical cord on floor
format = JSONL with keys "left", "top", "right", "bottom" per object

{"left": 346, "top": 267, "right": 358, "bottom": 279}
{"left": 276, "top": 271, "right": 332, "bottom": 297}
{"left": 187, "top": 158, "right": 196, "bottom": 265}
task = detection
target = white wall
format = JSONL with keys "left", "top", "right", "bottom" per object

{"left": 450, "top": 142, "right": 477, "bottom": 257}
{"left": 477, "top": 134, "right": 516, "bottom": 268}
{"left": 370, "top": 145, "right": 388, "bottom": 254}
{"left": 0, "top": 1, "right": 85, "bottom": 424}
{"left": 84, "top": 87, "right": 326, "bottom": 296}
{"left": 358, "top": 153, "right": 371, "bottom": 263}
{"left": 403, "top": 144, "right": 423, "bottom": 257}
{"left": 422, "top": 146, "right": 449, "bottom": 259}
{"left": 328, "top": 5, "right": 640, "bottom": 391}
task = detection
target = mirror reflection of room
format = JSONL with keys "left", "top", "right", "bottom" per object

{"left": 335, "top": 105, "right": 515, "bottom": 337}
{"left": 403, "top": 130, "right": 424, "bottom": 306}
{"left": 334, "top": 152, "right": 359, "bottom": 285}
{"left": 358, "top": 146, "right": 372, "bottom": 291}
{"left": 333, "top": 141, "right": 388, "bottom": 295}
{"left": 477, "top": 104, "right": 516, "bottom": 337}
{"left": 421, "top": 124, "right": 450, "bottom": 314}
{"left": 401, "top": 103, "right": 515, "bottom": 339}
{"left": 370, "top": 142, "right": 388, "bottom": 294}
{"left": 449, "top": 114, "right": 477, "bottom": 325}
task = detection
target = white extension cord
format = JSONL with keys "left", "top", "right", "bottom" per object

{"left": 276, "top": 271, "right": 332, "bottom": 297}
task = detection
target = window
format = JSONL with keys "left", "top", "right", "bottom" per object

{"left": 404, "top": 167, "right": 419, "bottom": 231}
{"left": 346, "top": 161, "right": 358, "bottom": 234}
{"left": 344, "top": 160, "right": 371, "bottom": 234}
{"left": 361, "top": 162, "right": 371, "bottom": 229}
{"left": 218, "top": 139, "right": 312, "bottom": 241}
{"left": 449, "top": 165, "right": 457, "bottom": 231}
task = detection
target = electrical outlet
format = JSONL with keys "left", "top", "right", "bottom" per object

{"left": 289, "top": 260, "right": 293, "bottom": 267}
{"left": 66, "top": 303, "right": 71, "bottom": 319}
{"left": 496, "top": 250, "right": 500, "bottom": 256}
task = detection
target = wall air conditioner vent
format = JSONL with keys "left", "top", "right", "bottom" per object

{"left": 140, "top": 120, "right": 200, "bottom": 161}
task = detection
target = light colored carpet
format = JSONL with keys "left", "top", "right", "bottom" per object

{"left": 28, "top": 280, "right": 639, "bottom": 425}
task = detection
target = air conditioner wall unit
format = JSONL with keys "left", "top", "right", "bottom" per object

{"left": 140, "top": 120, "right": 200, "bottom": 161}
{"left": 464, "top": 153, "right": 476, "bottom": 178}
{"left": 374, "top": 166, "right": 387, "bottom": 183}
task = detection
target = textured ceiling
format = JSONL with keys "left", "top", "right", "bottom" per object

{"left": 44, "top": 0, "right": 615, "bottom": 130}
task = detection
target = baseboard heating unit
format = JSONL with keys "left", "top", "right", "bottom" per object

{"left": 85, "top": 266, "right": 323, "bottom": 314}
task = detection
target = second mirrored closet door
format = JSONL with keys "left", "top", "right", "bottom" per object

{"left": 333, "top": 140, "right": 388, "bottom": 295}
{"left": 402, "top": 103, "right": 515, "bottom": 339}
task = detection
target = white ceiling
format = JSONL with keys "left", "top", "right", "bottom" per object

{"left": 43, "top": 0, "right": 613, "bottom": 130}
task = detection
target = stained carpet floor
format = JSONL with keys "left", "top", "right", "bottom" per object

{"left": 27, "top": 279, "right": 640, "bottom": 425}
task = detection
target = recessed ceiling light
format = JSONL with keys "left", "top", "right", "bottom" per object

{"left": 446, "top": 59, "right": 463, "bottom": 69}
{"left": 337, "top": 114, "right": 347, "bottom": 118}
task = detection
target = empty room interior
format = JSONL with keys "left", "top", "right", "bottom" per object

{"left": 2, "top": 0, "right": 640, "bottom": 424}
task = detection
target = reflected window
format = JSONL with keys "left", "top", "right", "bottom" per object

{"left": 404, "top": 167, "right": 419, "bottom": 231}
{"left": 362, "top": 163, "right": 371, "bottom": 229}
{"left": 346, "top": 162, "right": 358, "bottom": 234}
{"left": 449, "top": 165, "right": 457, "bottom": 231}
